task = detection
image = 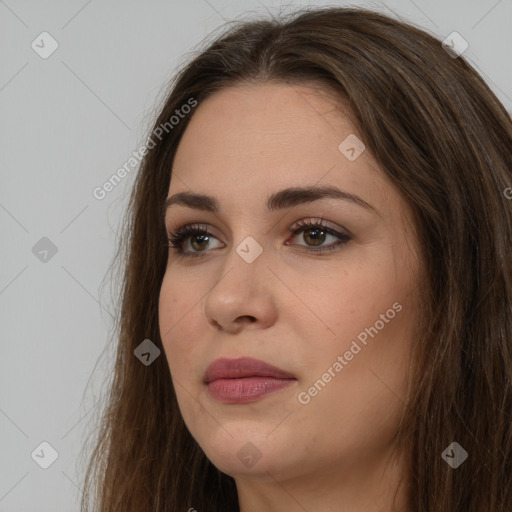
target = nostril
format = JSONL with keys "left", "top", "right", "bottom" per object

{"left": 238, "top": 315, "right": 257, "bottom": 323}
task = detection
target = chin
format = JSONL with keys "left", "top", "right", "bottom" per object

{"left": 200, "top": 435, "right": 300, "bottom": 481}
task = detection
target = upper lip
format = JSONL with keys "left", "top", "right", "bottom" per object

{"left": 203, "top": 357, "right": 296, "bottom": 383}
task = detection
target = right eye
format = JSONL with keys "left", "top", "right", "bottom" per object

{"left": 167, "top": 224, "right": 224, "bottom": 258}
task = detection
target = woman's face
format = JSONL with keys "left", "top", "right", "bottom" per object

{"left": 159, "top": 82, "right": 421, "bottom": 494}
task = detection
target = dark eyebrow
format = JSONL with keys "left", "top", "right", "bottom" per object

{"left": 162, "top": 185, "right": 378, "bottom": 220}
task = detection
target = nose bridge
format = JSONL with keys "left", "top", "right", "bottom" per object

{"left": 219, "top": 207, "right": 269, "bottom": 270}
{"left": 216, "top": 230, "right": 268, "bottom": 292}
{"left": 234, "top": 231, "right": 266, "bottom": 265}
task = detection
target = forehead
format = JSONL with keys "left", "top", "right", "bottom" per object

{"left": 169, "top": 82, "right": 397, "bottom": 220}
{"left": 174, "top": 82, "right": 355, "bottom": 162}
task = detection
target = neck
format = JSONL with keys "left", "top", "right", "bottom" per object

{"left": 235, "top": 446, "right": 410, "bottom": 512}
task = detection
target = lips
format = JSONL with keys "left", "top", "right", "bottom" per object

{"left": 203, "top": 356, "right": 295, "bottom": 383}
{"left": 204, "top": 357, "right": 297, "bottom": 404}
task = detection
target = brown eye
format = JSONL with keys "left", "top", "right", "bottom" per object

{"left": 190, "top": 233, "right": 211, "bottom": 251}
{"left": 288, "top": 219, "right": 351, "bottom": 253}
{"left": 302, "top": 227, "right": 327, "bottom": 246}
{"left": 167, "top": 224, "right": 223, "bottom": 258}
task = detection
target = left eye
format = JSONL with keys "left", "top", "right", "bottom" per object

{"left": 286, "top": 220, "right": 351, "bottom": 252}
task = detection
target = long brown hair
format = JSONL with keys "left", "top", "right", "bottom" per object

{"left": 80, "top": 7, "right": 512, "bottom": 511}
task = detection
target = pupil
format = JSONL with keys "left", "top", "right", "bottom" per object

{"left": 192, "top": 234, "right": 209, "bottom": 250}
{"left": 305, "top": 228, "right": 325, "bottom": 246}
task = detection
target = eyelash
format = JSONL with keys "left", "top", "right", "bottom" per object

{"left": 166, "top": 218, "right": 351, "bottom": 259}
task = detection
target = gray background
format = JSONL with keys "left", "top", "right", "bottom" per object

{"left": 1, "top": 0, "right": 511, "bottom": 510}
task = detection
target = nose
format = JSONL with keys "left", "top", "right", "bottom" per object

{"left": 202, "top": 244, "right": 278, "bottom": 334}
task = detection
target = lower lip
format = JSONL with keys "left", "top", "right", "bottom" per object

{"left": 207, "top": 377, "right": 296, "bottom": 403}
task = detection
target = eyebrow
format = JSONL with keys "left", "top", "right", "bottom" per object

{"left": 162, "top": 185, "right": 378, "bottom": 219}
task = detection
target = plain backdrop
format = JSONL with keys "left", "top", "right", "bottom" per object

{"left": 1, "top": 1, "right": 511, "bottom": 510}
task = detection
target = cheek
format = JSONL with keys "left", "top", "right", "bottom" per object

{"left": 158, "top": 272, "right": 199, "bottom": 375}
{"left": 294, "top": 282, "right": 415, "bottom": 453}
{"left": 312, "top": 263, "right": 399, "bottom": 340}
{"left": 158, "top": 275, "right": 176, "bottom": 343}
{"left": 304, "top": 254, "right": 416, "bottom": 392}
{"left": 158, "top": 272, "right": 218, "bottom": 438}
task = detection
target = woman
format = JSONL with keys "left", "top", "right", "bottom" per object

{"left": 81, "top": 6, "right": 512, "bottom": 511}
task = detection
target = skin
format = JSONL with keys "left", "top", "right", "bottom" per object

{"left": 158, "top": 82, "right": 422, "bottom": 512}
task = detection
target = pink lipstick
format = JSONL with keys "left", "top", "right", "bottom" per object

{"left": 204, "top": 357, "right": 296, "bottom": 404}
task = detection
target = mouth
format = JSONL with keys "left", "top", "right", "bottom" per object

{"left": 203, "top": 357, "right": 297, "bottom": 404}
